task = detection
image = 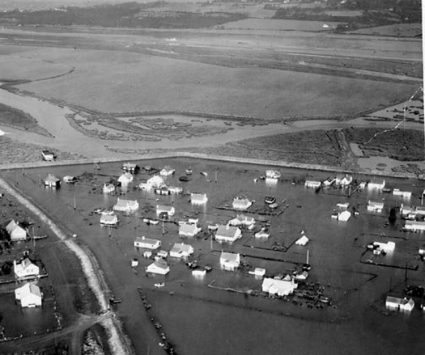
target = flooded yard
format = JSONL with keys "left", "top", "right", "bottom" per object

{"left": 2, "top": 157, "right": 425, "bottom": 354}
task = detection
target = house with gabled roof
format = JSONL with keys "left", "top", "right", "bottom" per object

{"left": 146, "top": 259, "right": 170, "bottom": 275}
{"left": 6, "top": 220, "right": 27, "bottom": 241}
{"left": 215, "top": 225, "right": 242, "bottom": 243}
{"left": 44, "top": 174, "right": 60, "bottom": 188}
{"left": 113, "top": 198, "right": 139, "bottom": 213}
{"left": 156, "top": 205, "right": 175, "bottom": 217}
{"left": 118, "top": 172, "right": 133, "bottom": 186}
{"left": 179, "top": 222, "right": 201, "bottom": 238}
{"left": 232, "top": 197, "right": 252, "bottom": 211}
{"left": 15, "top": 282, "right": 43, "bottom": 308}
{"left": 191, "top": 193, "right": 208, "bottom": 205}
{"left": 220, "top": 252, "right": 240, "bottom": 271}
{"left": 134, "top": 236, "right": 161, "bottom": 250}
{"left": 170, "top": 243, "right": 194, "bottom": 260}
{"left": 14, "top": 258, "right": 40, "bottom": 280}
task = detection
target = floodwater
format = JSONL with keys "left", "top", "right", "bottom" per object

{"left": 3, "top": 158, "right": 425, "bottom": 355}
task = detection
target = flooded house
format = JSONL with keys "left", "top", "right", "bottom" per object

{"left": 335, "top": 174, "right": 352, "bottom": 187}
{"left": 160, "top": 166, "right": 175, "bottom": 176}
{"left": 113, "top": 198, "right": 139, "bottom": 213}
{"left": 134, "top": 236, "right": 161, "bottom": 250}
{"left": 100, "top": 212, "right": 118, "bottom": 226}
{"left": 215, "top": 225, "right": 242, "bottom": 243}
{"left": 265, "top": 170, "right": 281, "bottom": 179}
{"left": 41, "top": 150, "right": 56, "bottom": 161}
{"left": 156, "top": 205, "right": 175, "bottom": 217}
{"left": 179, "top": 222, "right": 201, "bottom": 238}
{"left": 169, "top": 242, "right": 194, "bottom": 260}
{"left": 304, "top": 180, "right": 321, "bottom": 189}
{"left": 122, "top": 162, "right": 139, "bottom": 174}
{"left": 6, "top": 219, "right": 27, "bottom": 241}
{"left": 139, "top": 175, "right": 165, "bottom": 190}
{"left": 63, "top": 175, "right": 77, "bottom": 184}
{"left": 219, "top": 252, "right": 240, "bottom": 271}
{"left": 103, "top": 183, "right": 116, "bottom": 194}
{"left": 385, "top": 296, "right": 415, "bottom": 312}
{"left": 146, "top": 259, "right": 170, "bottom": 275}
{"left": 404, "top": 220, "right": 425, "bottom": 232}
{"left": 262, "top": 277, "right": 298, "bottom": 297}
{"left": 118, "top": 172, "right": 133, "bottom": 186}
{"left": 393, "top": 189, "right": 412, "bottom": 199}
{"left": 15, "top": 282, "right": 43, "bottom": 308}
{"left": 44, "top": 174, "right": 60, "bottom": 188}
{"left": 232, "top": 197, "right": 252, "bottom": 211}
{"left": 367, "top": 200, "right": 384, "bottom": 213}
{"left": 190, "top": 193, "right": 208, "bottom": 205}
{"left": 228, "top": 214, "right": 255, "bottom": 228}
{"left": 14, "top": 258, "right": 40, "bottom": 280}
{"left": 368, "top": 179, "right": 386, "bottom": 191}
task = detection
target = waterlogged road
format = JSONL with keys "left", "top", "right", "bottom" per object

{"left": 0, "top": 88, "right": 423, "bottom": 161}
{"left": 0, "top": 177, "right": 133, "bottom": 355}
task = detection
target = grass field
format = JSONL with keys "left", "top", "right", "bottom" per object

{"left": 14, "top": 47, "right": 416, "bottom": 120}
{"left": 350, "top": 23, "right": 422, "bottom": 37}
{"left": 222, "top": 18, "right": 342, "bottom": 31}
{"left": 0, "top": 102, "right": 52, "bottom": 136}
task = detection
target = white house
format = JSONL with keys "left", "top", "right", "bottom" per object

{"left": 100, "top": 212, "right": 118, "bottom": 226}
{"left": 41, "top": 150, "right": 55, "bottom": 161}
{"left": 371, "top": 241, "right": 395, "bottom": 254}
{"left": 295, "top": 235, "right": 309, "bottom": 246}
{"left": 156, "top": 205, "right": 175, "bottom": 217}
{"left": 6, "top": 220, "right": 27, "bottom": 241}
{"left": 228, "top": 214, "right": 255, "bottom": 227}
{"left": 393, "top": 189, "right": 412, "bottom": 199}
{"left": 160, "top": 166, "right": 175, "bottom": 176}
{"left": 15, "top": 283, "right": 42, "bottom": 308}
{"left": 113, "top": 198, "right": 139, "bottom": 213}
{"left": 335, "top": 174, "right": 352, "bottom": 187}
{"left": 191, "top": 193, "right": 208, "bottom": 205}
{"left": 404, "top": 220, "right": 425, "bottom": 232}
{"left": 232, "top": 197, "right": 252, "bottom": 211}
{"left": 367, "top": 200, "right": 384, "bottom": 213}
{"left": 118, "top": 172, "right": 133, "bottom": 186}
{"left": 386, "top": 296, "right": 415, "bottom": 312}
{"left": 103, "top": 183, "right": 115, "bottom": 194}
{"left": 122, "top": 162, "right": 139, "bottom": 174}
{"left": 179, "top": 222, "right": 201, "bottom": 238}
{"left": 215, "top": 225, "right": 242, "bottom": 243}
{"left": 368, "top": 180, "right": 386, "bottom": 190}
{"left": 146, "top": 260, "right": 170, "bottom": 275}
{"left": 220, "top": 252, "right": 240, "bottom": 271}
{"left": 63, "top": 175, "right": 77, "bottom": 184}
{"left": 134, "top": 236, "right": 161, "bottom": 250}
{"left": 168, "top": 186, "right": 183, "bottom": 195}
{"left": 265, "top": 170, "right": 281, "bottom": 179}
{"left": 169, "top": 243, "right": 194, "bottom": 259}
{"left": 304, "top": 180, "right": 321, "bottom": 189}
{"left": 262, "top": 278, "right": 298, "bottom": 297}
{"left": 337, "top": 210, "right": 351, "bottom": 222}
{"left": 14, "top": 258, "right": 40, "bottom": 280}
{"left": 44, "top": 174, "right": 60, "bottom": 188}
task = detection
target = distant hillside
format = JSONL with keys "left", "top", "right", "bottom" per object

{"left": 0, "top": 2, "right": 245, "bottom": 29}
{"left": 0, "top": 0, "right": 201, "bottom": 11}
